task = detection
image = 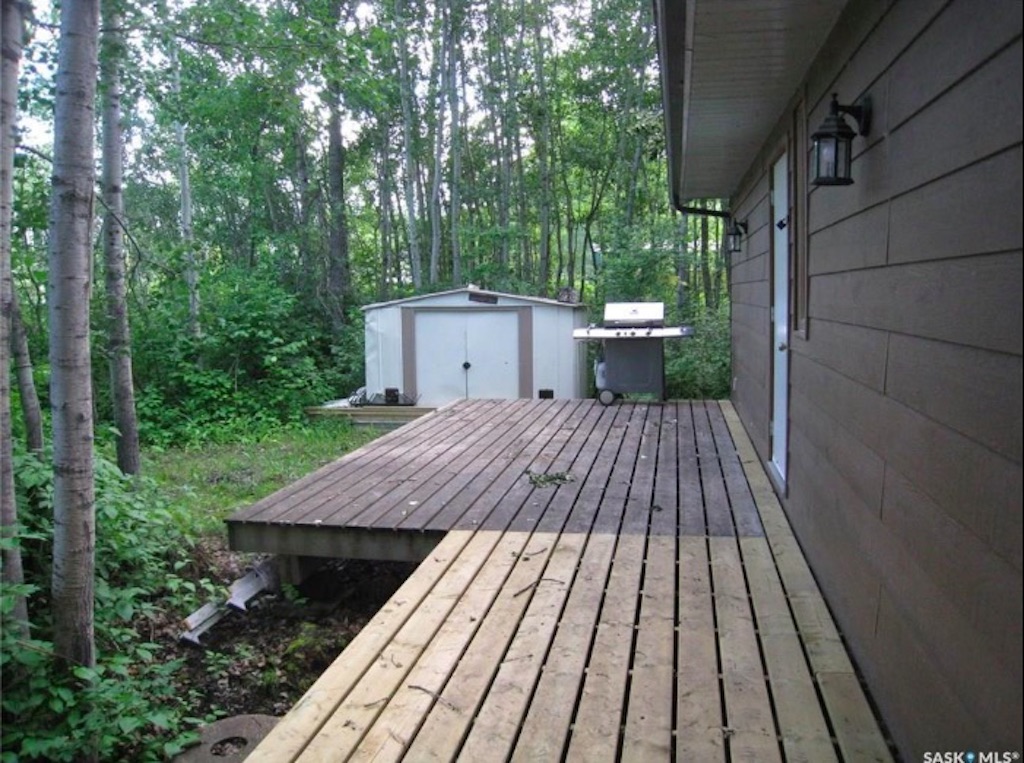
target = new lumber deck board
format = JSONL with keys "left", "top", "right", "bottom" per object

{"left": 710, "top": 536, "right": 783, "bottom": 762}
{"left": 245, "top": 530, "right": 474, "bottom": 762}
{"left": 348, "top": 531, "right": 538, "bottom": 762}
{"left": 291, "top": 529, "right": 508, "bottom": 759}
{"left": 565, "top": 533, "right": 646, "bottom": 763}
{"left": 621, "top": 534, "right": 677, "bottom": 760}
{"left": 677, "top": 535, "right": 727, "bottom": 762}
{"left": 401, "top": 533, "right": 558, "bottom": 760}
{"left": 297, "top": 531, "right": 532, "bottom": 761}
{"left": 509, "top": 533, "right": 617, "bottom": 762}
{"left": 742, "top": 537, "right": 838, "bottom": 762}
{"left": 458, "top": 530, "right": 588, "bottom": 760}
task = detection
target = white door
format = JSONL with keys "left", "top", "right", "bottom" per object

{"left": 771, "top": 153, "right": 790, "bottom": 483}
{"left": 414, "top": 310, "right": 520, "bottom": 406}
{"left": 415, "top": 312, "right": 468, "bottom": 404}
{"left": 465, "top": 311, "right": 519, "bottom": 398}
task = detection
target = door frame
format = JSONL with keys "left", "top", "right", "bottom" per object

{"left": 401, "top": 306, "right": 533, "bottom": 403}
{"left": 770, "top": 149, "right": 791, "bottom": 487}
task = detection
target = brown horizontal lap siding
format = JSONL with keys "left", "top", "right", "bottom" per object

{"left": 727, "top": 0, "right": 1022, "bottom": 758}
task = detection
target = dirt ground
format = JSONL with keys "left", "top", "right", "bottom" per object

{"left": 173, "top": 535, "right": 416, "bottom": 720}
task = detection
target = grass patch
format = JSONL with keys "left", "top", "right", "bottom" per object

{"left": 145, "top": 419, "right": 386, "bottom": 533}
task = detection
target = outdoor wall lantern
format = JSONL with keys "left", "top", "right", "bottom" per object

{"left": 811, "top": 93, "right": 872, "bottom": 186}
{"left": 726, "top": 220, "right": 747, "bottom": 253}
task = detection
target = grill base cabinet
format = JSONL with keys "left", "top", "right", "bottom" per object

{"left": 604, "top": 338, "right": 666, "bottom": 398}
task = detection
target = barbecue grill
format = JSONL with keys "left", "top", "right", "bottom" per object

{"left": 573, "top": 302, "right": 693, "bottom": 405}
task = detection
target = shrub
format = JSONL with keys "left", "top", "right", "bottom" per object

{"left": 665, "top": 304, "right": 731, "bottom": 399}
{"left": 1, "top": 449, "right": 214, "bottom": 762}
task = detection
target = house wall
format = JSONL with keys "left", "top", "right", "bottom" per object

{"left": 729, "top": 0, "right": 1022, "bottom": 757}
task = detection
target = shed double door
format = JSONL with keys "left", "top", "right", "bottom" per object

{"left": 414, "top": 310, "right": 521, "bottom": 406}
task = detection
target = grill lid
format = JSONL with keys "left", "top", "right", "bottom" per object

{"left": 602, "top": 302, "right": 665, "bottom": 328}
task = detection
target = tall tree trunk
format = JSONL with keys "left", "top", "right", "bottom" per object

{"left": 510, "top": 0, "right": 531, "bottom": 283}
{"left": 326, "top": 95, "right": 349, "bottom": 331}
{"left": 100, "top": 0, "right": 139, "bottom": 475}
{"left": 170, "top": 42, "right": 199, "bottom": 338}
{"left": 292, "top": 127, "right": 314, "bottom": 293}
{"left": 1, "top": 0, "right": 30, "bottom": 640}
{"left": 699, "top": 211, "right": 712, "bottom": 309}
{"left": 376, "top": 137, "right": 394, "bottom": 300}
{"left": 49, "top": 0, "right": 100, "bottom": 672}
{"left": 486, "top": 7, "right": 511, "bottom": 273}
{"left": 446, "top": 0, "right": 463, "bottom": 285}
{"left": 427, "top": 14, "right": 446, "bottom": 285}
{"left": 675, "top": 211, "right": 688, "bottom": 314}
{"left": 394, "top": 0, "right": 421, "bottom": 288}
{"left": 531, "top": 5, "right": 551, "bottom": 297}
{"left": 324, "top": 0, "right": 350, "bottom": 332}
{"left": 11, "top": 293, "right": 44, "bottom": 454}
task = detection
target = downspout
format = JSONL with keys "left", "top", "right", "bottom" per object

{"left": 678, "top": 205, "right": 731, "bottom": 220}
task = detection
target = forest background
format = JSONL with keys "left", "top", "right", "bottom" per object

{"left": 11, "top": 0, "right": 730, "bottom": 449}
{"left": 2, "top": 0, "right": 729, "bottom": 759}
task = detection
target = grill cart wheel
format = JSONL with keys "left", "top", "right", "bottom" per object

{"left": 598, "top": 388, "right": 616, "bottom": 406}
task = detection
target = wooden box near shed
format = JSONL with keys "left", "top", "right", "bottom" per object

{"left": 363, "top": 288, "right": 588, "bottom": 407}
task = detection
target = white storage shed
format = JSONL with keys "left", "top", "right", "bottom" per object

{"left": 363, "top": 288, "right": 588, "bottom": 407}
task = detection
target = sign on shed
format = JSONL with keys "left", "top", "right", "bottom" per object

{"left": 362, "top": 288, "right": 588, "bottom": 407}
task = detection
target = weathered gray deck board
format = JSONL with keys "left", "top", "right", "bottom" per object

{"left": 226, "top": 399, "right": 772, "bottom": 560}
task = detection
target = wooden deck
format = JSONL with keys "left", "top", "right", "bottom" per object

{"left": 232, "top": 400, "right": 894, "bottom": 762}
{"left": 305, "top": 405, "right": 436, "bottom": 428}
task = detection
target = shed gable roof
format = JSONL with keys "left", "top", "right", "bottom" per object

{"left": 362, "top": 287, "right": 585, "bottom": 312}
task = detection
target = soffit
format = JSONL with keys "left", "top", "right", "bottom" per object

{"left": 655, "top": 0, "right": 848, "bottom": 205}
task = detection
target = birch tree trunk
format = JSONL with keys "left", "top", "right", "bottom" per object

{"left": 675, "top": 211, "right": 688, "bottom": 314}
{"left": 445, "top": 0, "right": 463, "bottom": 286}
{"left": 376, "top": 136, "right": 395, "bottom": 300}
{"left": 324, "top": 0, "right": 350, "bottom": 331}
{"left": 49, "top": 0, "right": 100, "bottom": 671}
{"left": 11, "top": 292, "right": 44, "bottom": 454}
{"left": 100, "top": 0, "right": 140, "bottom": 475}
{"left": 699, "top": 211, "right": 712, "bottom": 309}
{"left": 394, "top": 0, "right": 422, "bottom": 288}
{"left": 532, "top": 5, "right": 552, "bottom": 297}
{"left": 170, "top": 42, "right": 199, "bottom": 338}
{"left": 428, "top": 13, "right": 446, "bottom": 285}
{"left": 325, "top": 94, "right": 350, "bottom": 331}
{"left": 1, "top": 0, "right": 30, "bottom": 640}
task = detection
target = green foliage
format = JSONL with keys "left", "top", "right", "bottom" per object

{"left": 2, "top": 421, "right": 383, "bottom": 761}
{"left": 1, "top": 635, "right": 208, "bottom": 762}
{"left": 130, "top": 265, "right": 358, "bottom": 447}
{"left": 665, "top": 304, "right": 732, "bottom": 399}
{"left": 144, "top": 417, "right": 383, "bottom": 533}
{"left": 1, "top": 449, "right": 212, "bottom": 762}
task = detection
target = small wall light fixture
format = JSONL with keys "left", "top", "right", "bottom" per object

{"left": 726, "top": 219, "right": 748, "bottom": 253}
{"left": 811, "top": 93, "right": 872, "bottom": 186}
